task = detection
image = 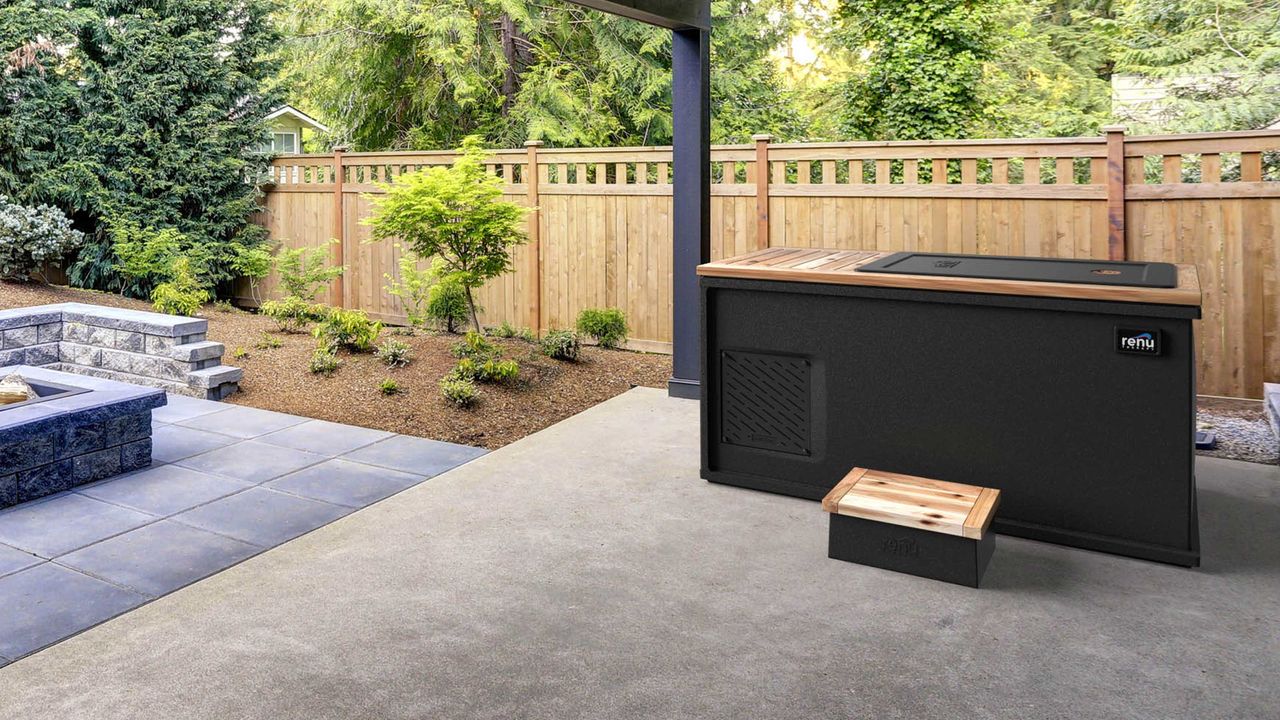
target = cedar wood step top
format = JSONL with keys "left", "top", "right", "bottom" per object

{"left": 821, "top": 467, "right": 1001, "bottom": 540}
{"left": 697, "top": 248, "right": 1202, "bottom": 306}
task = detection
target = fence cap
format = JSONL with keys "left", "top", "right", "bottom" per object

{"left": 1101, "top": 125, "right": 1128, "bottom": 134}
{"left": 751, "top": 134, "right": 774, "bottom": 142}
{"left": 524, "top": 140, "right": 545, "bottom": 147}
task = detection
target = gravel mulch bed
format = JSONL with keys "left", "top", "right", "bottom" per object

{"left": 1197, "top": 397, "right": 1279, "bottom": 466}
{"left": 0, "top": 281, "right": 670, "bottom": 450}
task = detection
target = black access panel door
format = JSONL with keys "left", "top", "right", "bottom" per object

{"left": 701, "top": 268, "right": 1200, "bottom": 567}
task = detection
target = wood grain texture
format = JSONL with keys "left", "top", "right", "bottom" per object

{"left": 826, "top": 467, "right": 1000, "bottom": 540}
{"left": 250, "top": 129, "right": 1278, "bottom": 397}
{"left": 698, "top": 248, "right": 1202, "bottom": 306}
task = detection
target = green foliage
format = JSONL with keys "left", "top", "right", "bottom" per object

{"left": 0, "top": 195, "right": 84, "bottom": 281}
{"left": 378, "top": 378, "right": 401, "bottom": 396}
{"left": 835, "top": 0, "right": 1004, "bottom": 140}
{"left": 451, "top": 331, "right": 501, "bottom": 361}
{"left": 309, "top": 346, "right": 341, "bottom": 376}
{"left": 0, "top": 0, "right": 280, "bottom": 291}
{"left": 260, "top": 296, "right": 328, "bottom": 333}
{"left": 576, "top": 308, "right": 628, "bottom": 349}
{"left": 231, "top": 245, "right": 274, "bottom": 305}
{"left": 439, "top": 376, "right": 478, "bottom": 408}
{"left": 489, "top": 321, "right": 533, "bottom": 341}
{"left": 539, "top": 329, "right": 580, "bottom": 362}
{"left": 375, "top": 338, "right": 413, "bottom": 368}
{"left": 450, "top": 357, "right": 520, "bottom": 384}
{"left": 213, "top": 300, "right": 237, "bottom": 313}
{"left": 384, "top": 253, "right": 470, "bottom": 332}
{"left": 280, "top": 0, "right": 805, "bottom": 149}
{"left": 276, "top": 242, "right": 345, "bottom": 302}
{"left": 150, "top": 258, "right": 210, "bottom": 317}
{"left": 232, "top": 347, "right": 249, "bottom": 360}
{"left": 254, "top": 333, "right": 283, "bottom": 350}
{"left": 366, "top": 137, "right": 528, "bottom": 333}
{"left": 313, "top": 308, "right": 382, "bottom": 352}
{"left": 1111, "top": 0, "right": 1280, "bottom": 133}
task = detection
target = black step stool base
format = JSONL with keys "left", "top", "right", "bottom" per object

{"left": 828, "top": 514, "right": 995, "bottom": 588}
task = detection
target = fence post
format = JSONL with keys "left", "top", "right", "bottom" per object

{"left": 1103, "top": 125, "right": 1127, "bottom": 260}
{"left": 331, "top": 145, "right": 347, "bottom": 307}
{"left": 753, "top": 134, "right": 772, "bottom": 250}
{"left": 525, "top": 140, "right": 544, "bottom": 334}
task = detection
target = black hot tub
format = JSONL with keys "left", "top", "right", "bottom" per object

{"left": 699, "top": 249, "right": 1202, "bottom": 566}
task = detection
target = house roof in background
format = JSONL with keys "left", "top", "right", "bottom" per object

{"left": 265, "top": 105, "right": 330, "bottom": 133}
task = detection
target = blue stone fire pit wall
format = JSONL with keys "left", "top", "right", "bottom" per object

{"left": 0, "top": 366, "right": 166, "bottom": 509}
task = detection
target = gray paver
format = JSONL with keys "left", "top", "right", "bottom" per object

{"left": 58, "top": 520, "right": 260, "bottom": 597}
{"left": 0, "top": 542, "right": 41, "bottom": 578}
{"left": 0, "top": 494, "right": 155, "bottom": 558}
{"left": 340, "top": 434, "right": 486, "bottom": 476}
{"left": 172, "top": 487, "right": 350, "bottom": 547}
{"left": 257, "top": 420, "right": 394, "bottom": 457}
{"left": 175, "top": 405, "right": 307, "bottom": 439}
{"left": 150, "top": 394, "right": 230, "bottom": 424}
{"left": 267, "top": 459, "right": 426, "bottom": 508}
{"left": 150, "top": 423, "right": 238, "bottom": 463}
{"left": 78, "top": 464, "right": 251, "bottom": 517}
{"left": 175, "top": 441, "right": 326, "bottom": 484}
{"left": 0, "top": 563, "right": 144, "bottom": 660}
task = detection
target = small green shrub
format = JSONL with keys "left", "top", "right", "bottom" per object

{"left": 490, "top": 321, "right": 536, "bottom": 342}
{"left": 276, "top": 242, "right": 345, "bottom": 302}
{"left": 313, "top": 308, "right": 383, "bottom": 352}
{"left": 450, "top": 357, "right": 519, "bottom": 384}
{"left": 378, "top": 378, "right": 401, "bottom": 396}
{"left": 254, "top": 333, "right": 282, "bottom": 350}
{"left": 375, "top": 338, "right": 413, "bottom": 368}
{"left": 540, "top": 329, "right": 580, "bottom": 361}
{"left": 213, "top": 299, "right": 237, "bottom": 313}
{"left": 260, "top": 296, "right": 328, "bottom": 333}
{"left": 576, "top": 307, "right": 628, "bottom": 349}
{"left": 440, "top": 376, "right": 478, "bottom": 408}
{"left": 231, "top": 245, "right": 273, "bottom": 305}
{"left": 309, "top": 347, "right": 340, "bottom": 376}
{"left": 450, "top": 331, "right": 500, "bottom": 361}
{"left": 0, "top": 195, "right": 84, "bottom": 281}
{"left": 389, "top": 326, "right": 416, "bottom": 336}
{"left": 232, "top": 347, "right": 249, "bottom": 360}
{"left": 427, "top": 269, "right": 472, "bottom": 333}
{"left": 150, "top": 258, "right": 210, "bottom": 317}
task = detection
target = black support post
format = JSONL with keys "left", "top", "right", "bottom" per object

{"left": 668, "top": 27, "right": 711, "bottom": 400}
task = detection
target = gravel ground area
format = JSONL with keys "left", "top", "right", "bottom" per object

{"left": 1197, "top": 397, "right": 1280, "bottom": 466}
{"left": 0, "top": 282, "right": 670, "bottom": 449}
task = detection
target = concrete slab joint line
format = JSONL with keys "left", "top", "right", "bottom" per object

{"left": 0, "top": 303, "right": 240, "bottom": 399}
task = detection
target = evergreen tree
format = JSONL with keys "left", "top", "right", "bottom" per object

{"left": 279, "top": 0, "right": 807, "bottom": 150}
{"left": 1112, "top": 0, "right": 1280, "bottom": 132}
{"left": 0, "top": 0, "right": 281, "bottom": 294}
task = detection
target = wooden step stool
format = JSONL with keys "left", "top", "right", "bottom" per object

{"left": 821, "top": 467, "right": 1001, "bottom": 587}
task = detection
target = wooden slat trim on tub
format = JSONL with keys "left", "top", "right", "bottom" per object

{"left": 698, "top": 248, "right": 1203, "bottom": 307}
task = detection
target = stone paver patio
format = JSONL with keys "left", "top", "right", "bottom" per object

{"left": 0, "top": 394, "right": 485, "bottom": 664}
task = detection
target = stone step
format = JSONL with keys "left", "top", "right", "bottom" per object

{"left": 187, "top": 365, "right": 244, "bottom": 389}
{"left": 170, "top": 340, "right": 225, "bottom": 362}
{"left": 1265, "top": 382, "right": 1279, "bottom": 441}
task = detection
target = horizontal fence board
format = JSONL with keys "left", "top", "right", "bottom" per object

{"left": 252, "top": 129, "right": 1280, "bottom": 398}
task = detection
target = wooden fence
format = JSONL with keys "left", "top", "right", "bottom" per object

{"left": 250, "top": 128, "right": 1280, "bottom": 399}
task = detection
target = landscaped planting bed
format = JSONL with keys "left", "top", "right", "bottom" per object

{"left": 0, "top": 283, "right": 669, "bottom": 449}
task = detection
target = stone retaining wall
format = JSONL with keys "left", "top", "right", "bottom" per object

{"left": 0, "top": 303, "right": 241, "bottom": 400}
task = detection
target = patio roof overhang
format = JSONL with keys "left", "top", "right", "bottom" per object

{"left": 565, "top": 0, "right": 711, "bottom": 399}
{"left": 565, "top": 1, "right": 710, "bottom": 30}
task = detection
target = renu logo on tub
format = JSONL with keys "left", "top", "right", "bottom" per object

{"left": 1116, "top": 327, "right": 1162, "bottom": 356}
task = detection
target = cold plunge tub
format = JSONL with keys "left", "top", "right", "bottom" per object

{"left": 699, "top": 249, "right": 1202, "bottom": 567}
{"left": 0, "top": 366, "right": 165, "bottom": 509}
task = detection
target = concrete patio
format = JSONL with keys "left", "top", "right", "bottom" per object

{"left": 0, "top": 387, "right": 1276, "bottom": 719}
